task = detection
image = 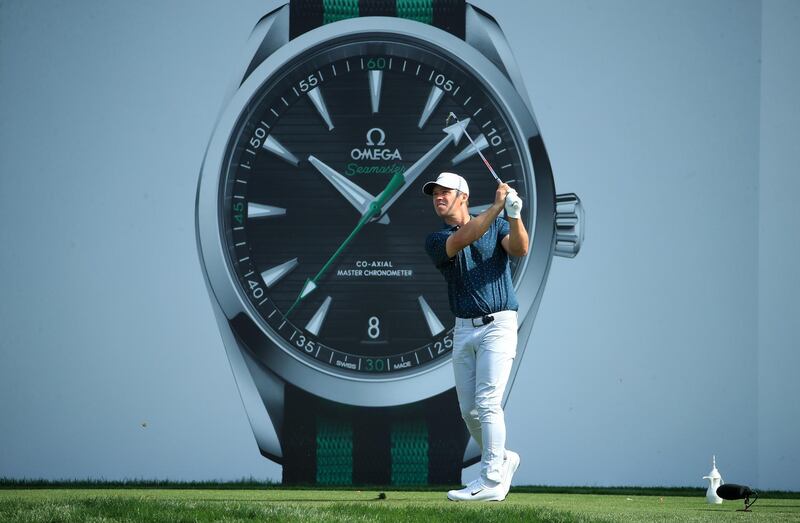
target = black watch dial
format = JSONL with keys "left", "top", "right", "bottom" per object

{"left": 221, "top": 37, "right": 530, "bottom": 376}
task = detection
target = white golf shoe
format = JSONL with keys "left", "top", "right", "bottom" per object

{"left": 500, "top": 450, "right": 520, "bottom": 498}
{"left": 446, "top": 451, "right": 521, "bottom": 502}
{"left": 447, "top": 478, "right": 506, "bottom": 502}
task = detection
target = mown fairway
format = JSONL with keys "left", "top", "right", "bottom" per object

{"left": 1, "top": 488, "right": 799, "bottom": 522}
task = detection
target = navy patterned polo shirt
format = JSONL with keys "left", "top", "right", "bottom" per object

{"left": 425, "top": 216, "right": 519, "bottom": 318}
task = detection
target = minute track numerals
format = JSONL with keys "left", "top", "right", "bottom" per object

{"left": 262, "top": 309, "right": 455, "bottom": 374}
{"left": 223, "top": 38, "right": 528, "bottom": 376}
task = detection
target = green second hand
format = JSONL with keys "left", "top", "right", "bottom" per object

{"left": 285, "top": 173, "right": 406, "bottom": 317}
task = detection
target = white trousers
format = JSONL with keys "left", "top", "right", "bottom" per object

{"left": 452, "top": 310, "right": 517, "bottom": 486}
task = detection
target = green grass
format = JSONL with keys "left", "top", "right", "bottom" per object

{"left": 1, "top": 488, "right": 799, "bottom": 522}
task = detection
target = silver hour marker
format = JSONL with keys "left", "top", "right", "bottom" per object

{"left": 261, "top": 258, "right": 298, "bottom": 288}
{"left": 262, "top": 135, "right": 299, "bottom": 166}
{"left": 248, "top": 203, "right": 286, "bottom": 219}
{"left": 451, "top": 133, "right": 488, "bottom": 166}
{"left": 418, "top": 86, "right": 444, "bottom": 129}
{"left": 299, "top": 279, "right": 317, "bottom": 299}
{"left": 418, "top": 296, "right": 445, "bottom": 336}
{"left": 305, "top": 296, "right": 332, "bottom": 336}
{"left": 307, "top": 87, "right": 334, "bottom": 130}
{"left": 369, "top": 70, "right": 382, "bottom": 114}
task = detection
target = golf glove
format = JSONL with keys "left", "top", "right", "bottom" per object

{"left": 505, "top": 190, "right": 522, "bottom": 219}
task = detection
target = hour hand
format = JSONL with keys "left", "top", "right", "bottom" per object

{"left": 308, "top": 155, "right": 390, "bottom": 225}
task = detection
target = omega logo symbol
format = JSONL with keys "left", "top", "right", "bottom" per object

{"left": 365, "top": 127, "right": 386, "bottom": 146}
{"left": 351, "top": 127, "right": 402, "bottom": 160}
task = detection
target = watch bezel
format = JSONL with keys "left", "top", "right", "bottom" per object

{"left": 196, "top": 16, "right": 555, "bottom": 407}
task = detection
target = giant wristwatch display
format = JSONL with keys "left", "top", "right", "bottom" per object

{"left": 196, "top": 0, "right": 583, "bottom": 485}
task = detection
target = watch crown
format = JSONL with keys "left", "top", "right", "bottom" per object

{"left": 554, "top": 193, "right": 584, "bottom": 258}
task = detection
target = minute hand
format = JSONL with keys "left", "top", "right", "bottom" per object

{"left": 376, "top": 118, "right": 470, "bottom": 217}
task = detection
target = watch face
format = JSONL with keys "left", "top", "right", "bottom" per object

{"left": 220, "top": 35, "right": 530, "bottom": 377}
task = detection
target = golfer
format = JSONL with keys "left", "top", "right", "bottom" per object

{"left": 423, "top": 172, "right": 528, "bottom": 501}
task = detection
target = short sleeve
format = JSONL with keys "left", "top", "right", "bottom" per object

{"left": 497, "top": 217, "right": 510, "bottom": 243}
{"left": 425, "top": 230, "right": 453, "bottom": 268}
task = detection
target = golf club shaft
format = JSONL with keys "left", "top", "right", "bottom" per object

{"left": 447, "top": 111, "right": 502, "bottom": 184}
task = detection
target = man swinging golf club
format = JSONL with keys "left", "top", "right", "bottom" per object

{"left": 423, "top": 171, "right": 528, "bottom": 501}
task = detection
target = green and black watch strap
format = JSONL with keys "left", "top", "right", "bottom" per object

{"left": 282, "top": 384, "right": 469, "bottom": 485}
{"left": 289, "top": 0, "right": 466, "bottom": 40}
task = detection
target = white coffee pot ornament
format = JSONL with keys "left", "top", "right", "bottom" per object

{"left": 702, "top": 455, "right": 724, "bottom": 504}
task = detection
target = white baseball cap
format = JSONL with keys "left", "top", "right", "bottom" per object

{"left": 422, "top": 172, "right": 470, "bottom": 196}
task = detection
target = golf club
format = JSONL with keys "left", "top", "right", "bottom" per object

{"left": 446, "top": 111, "right": 503, "bottom": 184}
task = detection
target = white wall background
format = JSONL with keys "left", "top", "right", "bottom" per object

{"left": 758, "top": 0, "right": 800, "bottom": 492}
{"left": 1, "top": 0, "right": 797, "bottom": 490}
